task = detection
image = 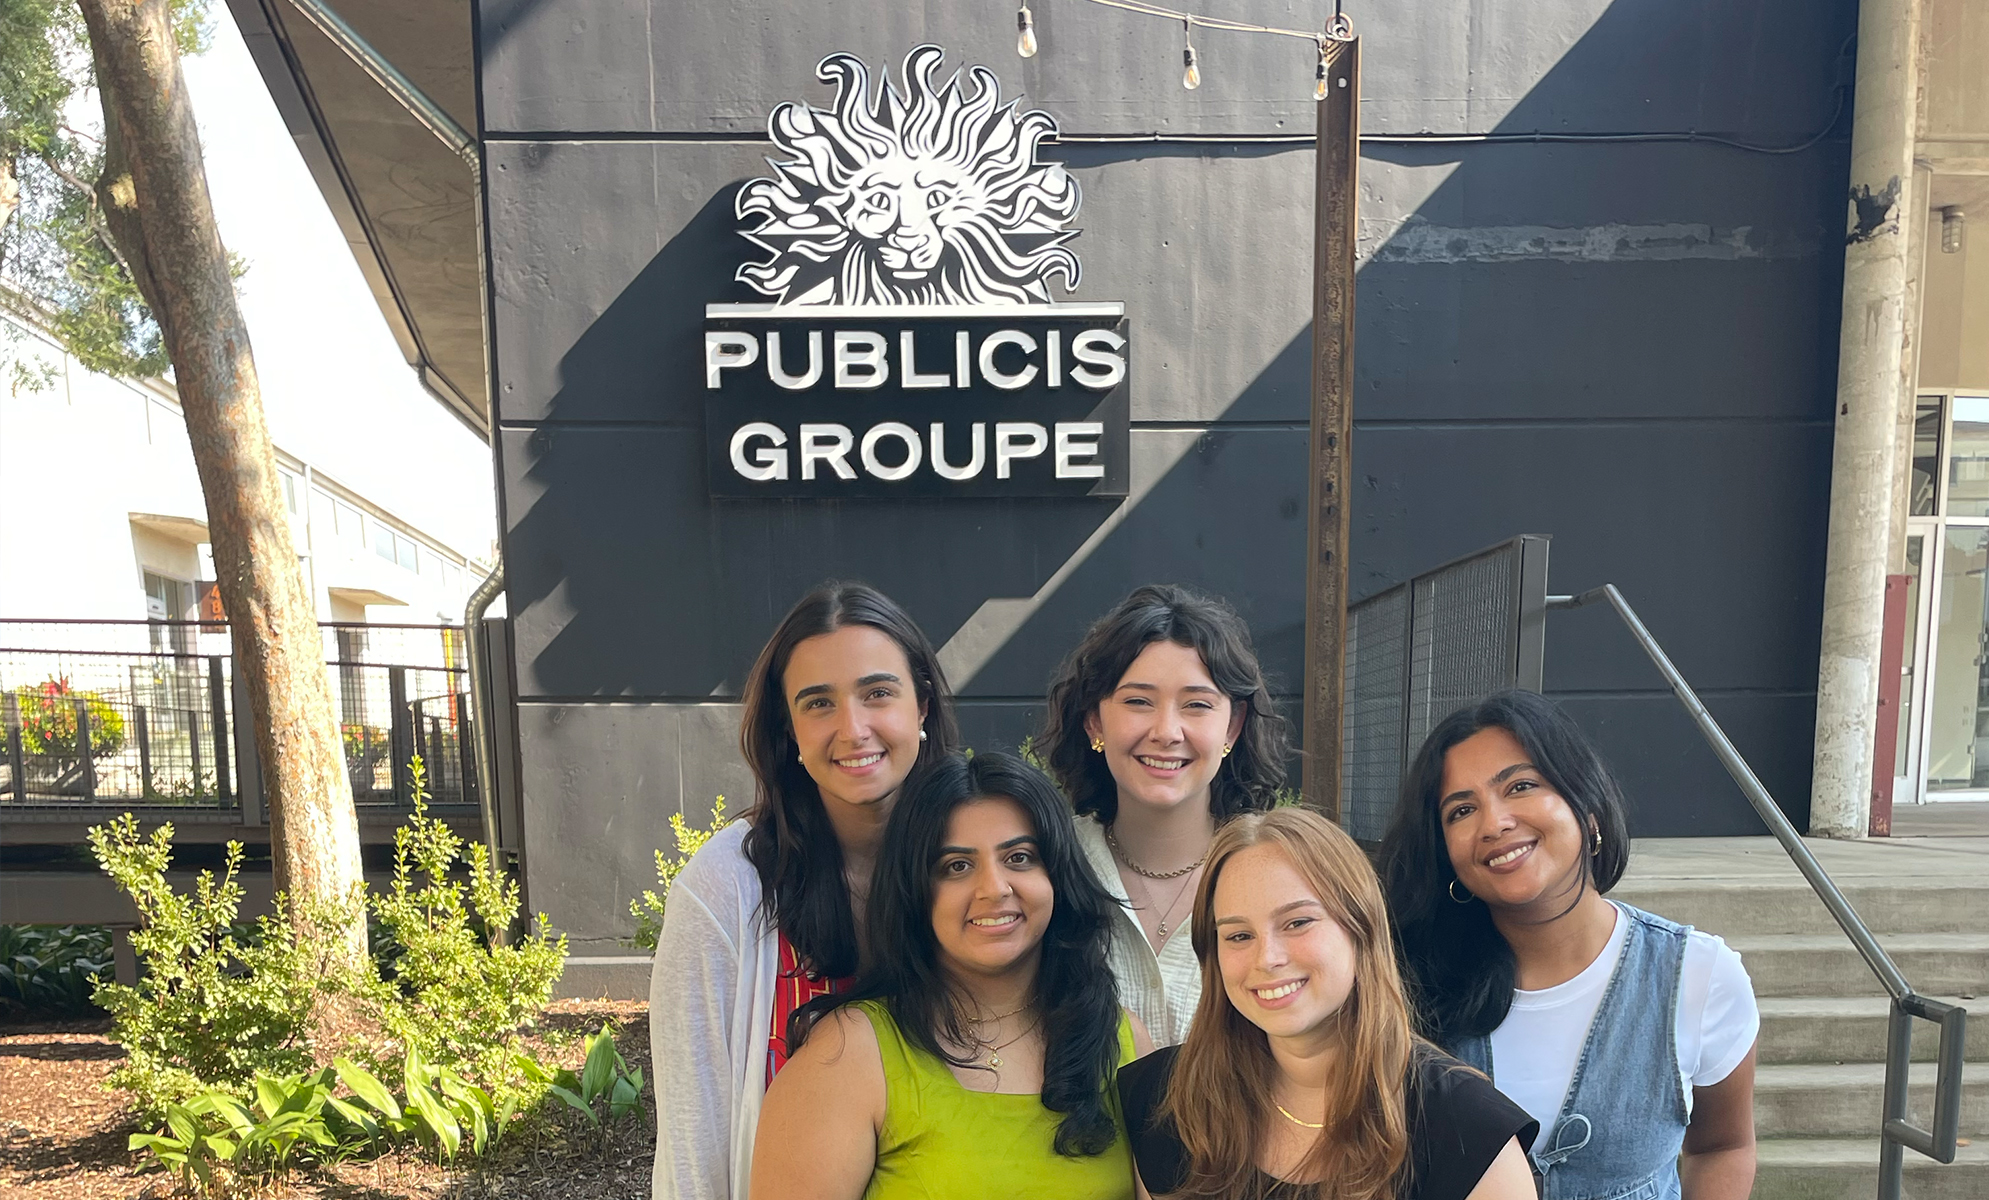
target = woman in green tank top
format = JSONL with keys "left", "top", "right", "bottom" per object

{"left": 749, "top": 751, "right": 1152, "bottom": 1200}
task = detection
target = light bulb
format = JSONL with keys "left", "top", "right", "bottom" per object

{"left": 1017, "top": 5, "right": 1038, "bottom": 58}
{"left": 1314, "top": 45, "right": 1329, "bottom": 100}
{"left": 1181, "top": 22, "right": 1200, "bottom": 91}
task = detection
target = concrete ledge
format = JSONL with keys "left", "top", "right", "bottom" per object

{"left": 556, "top": 955, "right": 653, "bottom": 1001}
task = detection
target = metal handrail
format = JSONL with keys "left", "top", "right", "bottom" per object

{"left": 1549, "top": 585, "right": 1966, "bottom": 1200}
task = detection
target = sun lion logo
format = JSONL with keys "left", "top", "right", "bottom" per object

{"left": 737, "top": 44, "right": 1081, "bottom": 307}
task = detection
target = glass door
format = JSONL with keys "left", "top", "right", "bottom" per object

{"left": 1896, "top": 527, "right": 1932, "bottom": 802}
{"left": 1915, "top": 393, "right": 1989, "bottom": 800}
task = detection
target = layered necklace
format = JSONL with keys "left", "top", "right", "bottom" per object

{"left": 1106, "top": 824, "right": 1207, "bottom": 944}
{"left": 963, "top": 1001, "right": 1039, "bottom": 1077}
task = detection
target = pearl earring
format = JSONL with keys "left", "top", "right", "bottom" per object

{"left": 919, "top": 728, "right": 928, "bottom": 742}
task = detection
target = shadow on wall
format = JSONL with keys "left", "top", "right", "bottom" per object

{"left": 501, "top": 0, "right": 1855, "bottom": 837}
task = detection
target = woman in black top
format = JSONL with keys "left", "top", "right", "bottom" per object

{"left": 1117, "top": 809, "right": 1535, "bottom": 1200}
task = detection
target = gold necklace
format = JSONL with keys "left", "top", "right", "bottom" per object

{"left": 1129, "top": 866, "right": 1199, "bottom": 943}
{"left": 976, "top": 1014, "right": 1039, "bottom": 1070}
{"left": 1274, "top": 1101, "right": 1325, "bottom": 1130}
{"left": 1105, "top": 824, "right": 1208, "bottom": 879}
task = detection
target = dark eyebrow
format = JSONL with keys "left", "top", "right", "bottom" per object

{"left": 1439, "top": 762, "right": 1538, "bottom": 808}
{"left": 939, "top": 835, "right": 1039, "bottom": 857}
{"left": 856, "top": 672, "right": 902, "bottom": 688}
{"left": 1114, "top": 681, "right": 1222, "bottom": 695}
{"left": 792, "top": 683, "right": 832, "bottom": 703}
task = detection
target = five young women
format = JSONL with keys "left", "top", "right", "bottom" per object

{"left": 1381, "top": 690, "right": 1760, "bottom": 1200}
{"left": 1040, "top": 584, "right": 1293, "bottom": 1044}
{"left": 648, "top": 583, "right": 958, "bottom": 1200}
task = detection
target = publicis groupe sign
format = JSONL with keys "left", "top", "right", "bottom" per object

{"left": 704, "top": 45, "right": 1129, "bottom": 499}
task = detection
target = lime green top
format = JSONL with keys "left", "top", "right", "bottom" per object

{"left": 855, "top": 998, "right": 1136, "bottom": 1200}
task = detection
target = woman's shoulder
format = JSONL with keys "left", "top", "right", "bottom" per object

{"left": 1117, "top": 1045, "right": 1181, "bottom": 1128}
{"left": 670, "top": 817, "right": 758, "bottom": 903}
{"left": 1409, "top": 1045, "right": 1536, "bottom": 1143}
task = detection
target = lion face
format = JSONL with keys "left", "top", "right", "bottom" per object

{"left": 737, "top": 46, "right": 1081, "bottom": 307}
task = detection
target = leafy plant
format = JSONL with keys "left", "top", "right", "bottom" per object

{"left": 368, "top": 756, "right": 566, "bottom": 1091}
{"left": 0, "top": 923, "right": 111, "bottom": 1013}
{"left": 87, "top": 815, "right": 358, "bottom": 1116}
{"left": 629, "top": 795, "right": 730, "bottom": 951}
{"left": 516, "top": 1022, "right": 645, "bottom": 1130}
{"left": 14, "top": 676, "right": 125, "bottom": 759}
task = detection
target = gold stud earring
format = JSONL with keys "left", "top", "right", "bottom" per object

{"left": 1221, "top": 743, "right": 1232, "bottom": 757}
{"left": 1090, "top": 737, "right": 1104, "bottom": 753}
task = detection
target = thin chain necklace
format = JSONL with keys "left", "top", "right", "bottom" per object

{"left": 1125, "top": 859, "right": 1199, "bottom": 944}
{"left": 965, "top": 1000, "right": 1030, "bottom": 1026}
{"left": 1275, "top": 1101, "right": 1325, "bottom": 1129}
{"left": 1105, "top": 823, "right": 1208, "bottom": 879}
{"left": 973, "top": 1014, "right": 1040, "bottom": 1071}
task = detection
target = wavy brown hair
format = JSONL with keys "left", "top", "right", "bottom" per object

{"left": 1039, "top": 584, "right": 1291, "bottom": 824}
{"left": 1160, "top": 808, "right": 1418, "bottom": 1200}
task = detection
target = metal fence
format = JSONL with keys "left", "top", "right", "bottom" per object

{"left": 1338, "top": 536, "right": 1551, "bottom": 842}
{"left": 0, "top": 619, "right": 476, "bottom": 813}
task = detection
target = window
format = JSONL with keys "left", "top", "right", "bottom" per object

{"left": 280, "top": 472, "right": 299, "bottom": 514}
{"left": 396, "top": 536, "right": 418, "bottom": 573}
{"left": 374, "top": 522, "right": 398, "bottom": 562}
{"left": 337, "top": 501, "right": 364, "bottom": 546}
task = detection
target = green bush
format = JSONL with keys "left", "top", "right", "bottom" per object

{"left": 516, "top": 1022, "right": 645, "bottom": 1131}
{"left": 16, "top": 676, "right": 126, "bottom": 759}
{"left": 367, "top": 757, "right": 567, "bottom": 1095}
{"left": 87, "top": 815, "right": 359, "bottom": 1117}
{"left": 628, "top": 795, "right": 730, "bottom": 952}
{"left": 0, "top": 924, "right": 112, "bottom": 1014}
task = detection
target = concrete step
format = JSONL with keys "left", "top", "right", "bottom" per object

{"left": 1607, "top": 878, "right": 1989, "bottom": 939}
{"left": 1754, "top": 1062, "right": 1988, "bottom": 1139}
{"left": 1759, "top": 997, "right": 1989, "bottom": 1064}
{"left": 1754, "top": 1137, "right": 1989, "bottom": 1200}
{"left": 1726, "top": 933, "right": 1989, "bottom": 998}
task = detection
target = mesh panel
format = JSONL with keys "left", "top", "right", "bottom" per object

{"left": 1341, "top": 585, "right": 1408, "bottom": 842}
{"left": 1338, "top": 540, "right": 1530, "bottom": 841}
{"left": 1407, "top": 549, "right": 1517, "bottom": 752}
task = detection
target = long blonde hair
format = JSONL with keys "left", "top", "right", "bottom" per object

{"left": 1159, "top": 808, "right": 1418, "bottom": 1200}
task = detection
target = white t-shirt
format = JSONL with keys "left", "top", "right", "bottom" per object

{"left": 1487, "top": 904, "right": 1759, "bottom": 1133}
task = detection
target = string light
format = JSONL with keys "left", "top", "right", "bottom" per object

{"left": 1015, "top": 0, "right": 1353, "bottom": 99}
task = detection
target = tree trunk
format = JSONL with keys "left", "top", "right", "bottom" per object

{"left": 75, "top": 0, "right": 365, "bottom": 961}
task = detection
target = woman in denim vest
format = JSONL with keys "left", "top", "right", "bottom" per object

{"left": 1380, "top": 691, "right": 1758, "bottom": 1200}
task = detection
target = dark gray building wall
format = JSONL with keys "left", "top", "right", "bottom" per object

{"left": 477, "top": 0, "right": 1854, "bottom": 948}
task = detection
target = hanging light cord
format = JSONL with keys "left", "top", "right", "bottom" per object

{"left": 1078, "top": 0, "right": 1351, "bottom": 45}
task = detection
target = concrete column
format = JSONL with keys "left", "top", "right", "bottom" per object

{"left": 1813, "top": 0, "right": 1924, "bottom": 838}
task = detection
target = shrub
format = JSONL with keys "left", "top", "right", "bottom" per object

{"left": 367, "top": 757, "right": 566, "bottom": 1093}
{"left": 0, "top": 924, "right": 112, "bottom": 1014}
{"left": 87, "top": 815, "right": 358, "bottom": 1116}
{"left": 628, "top": 795, "right": 730, "bottom": 952}
{"left": 16, "top": 676, "right": 125, "bottom": 759}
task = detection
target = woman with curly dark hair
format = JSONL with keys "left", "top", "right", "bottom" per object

{"left": 1038, "top": 584, "right": 1292, "bottom": 1045}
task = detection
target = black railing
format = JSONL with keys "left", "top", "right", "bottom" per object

{"left": 0, "top": 619, "right": 476, "bottom": 812}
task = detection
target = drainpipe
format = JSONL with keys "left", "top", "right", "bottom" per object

{"left": 463, "top": 552, "right": 506, "bottom": 874}
{"left": 1813, "top": 0, "right": 1923, "bottom": 839}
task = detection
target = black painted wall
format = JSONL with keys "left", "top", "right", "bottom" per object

{"left": 476, "top": 0, "right": 1855, "bottom": 948}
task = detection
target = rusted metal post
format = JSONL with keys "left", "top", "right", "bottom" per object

{"left": 1302, "top": 36, "right": 1359, "bottom": 820}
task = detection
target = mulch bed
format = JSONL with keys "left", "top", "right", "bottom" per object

{"left": 0, "top": 1000, "right": 655, "bottom": 1200}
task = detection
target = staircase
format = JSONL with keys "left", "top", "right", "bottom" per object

{"left": 1611, "top": 836, "right": 1988, "bottom": 1200}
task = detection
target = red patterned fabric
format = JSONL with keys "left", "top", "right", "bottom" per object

{"left": 768, "top": 930, "right": 850, "bottom": 1084}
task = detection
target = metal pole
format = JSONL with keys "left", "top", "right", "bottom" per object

{"left": 1811, "top": 0, "right": 1924, "bottom": 839}
{"left": 73, "top": 697, "right": 95, "bottom": 800}
{"left": 207, "top": 656, "right": 232, "bottom": 805}
{"left": 135, "top": 705, "right": 152, "bottom": 797}
{"left": 4, "top": 692, "right": 25, "bottom": 799}
{"left": 1301, "top": 35, "right": 1359, "bottom": 820}
{"left": 463, "top": 554, "right": 505, "bottom": 868}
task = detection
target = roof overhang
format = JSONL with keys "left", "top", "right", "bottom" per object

{"left": 128, "top": 512, "right": 211, "bottom": 543}
{"left": 223, "top": 0, "right": 488, "bottom": 438}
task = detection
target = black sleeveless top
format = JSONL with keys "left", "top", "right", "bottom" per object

{"left": 1116, "top": 1045, "right": 1537, "bottom": 1200}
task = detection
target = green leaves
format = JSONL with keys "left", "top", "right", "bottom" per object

{"left": 628, "top": 795, "right": 731, "bottom": 950}
{"left": 527, "top": 1023, "right": 647, "bottom": 1131}
{"left": 0, "top": 923, "right": 111, "bottom": 1013}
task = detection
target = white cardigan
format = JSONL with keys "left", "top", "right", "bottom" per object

{"left": 648, "top": 821, "right": 779, "bottom": 1200}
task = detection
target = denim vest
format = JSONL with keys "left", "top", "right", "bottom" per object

{"left": 1452, "top": 903, "right": 1691, "bottom": 1200}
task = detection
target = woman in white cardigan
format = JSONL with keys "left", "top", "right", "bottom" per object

{"left": 649, "top": 582, "right": 958, "bottom": 1200}
{"left": 1035, "top": 584, "right": 1293, "bottom": 1046}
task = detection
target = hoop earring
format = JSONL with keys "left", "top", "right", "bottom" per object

{"left": 1090, "top": 737, "right": 1104, "bottom": 753}
{"left": 1448, "top": 879, "right": 1475, "bottom": 905}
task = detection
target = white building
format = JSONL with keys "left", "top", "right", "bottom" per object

{"left": 0, "top": 304, "right": 488, "bottom": 631}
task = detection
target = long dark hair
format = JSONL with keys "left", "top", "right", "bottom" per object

{"left": 1039, "top": 584, "right": 1292, "bottom": 823}
{"left": 1378, "top": 689, "right": 1630, "bottom": 1046}
{"left": 790, "top": 751, "right": 1124, "bottom": 1157}
{"left": 739, "top": 581, "right": 959, "bottom": 978}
